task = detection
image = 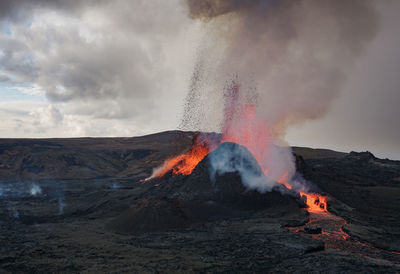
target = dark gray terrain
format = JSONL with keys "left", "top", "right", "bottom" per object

{"left": 0, "top": 131, "right": 399, "bottom": 273}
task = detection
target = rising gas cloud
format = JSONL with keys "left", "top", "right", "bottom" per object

{"left": 181, "top": 0, "right": 379, "bottom": 135}
{"left": 179, "top": 0, "right": 380, "bottom": 191}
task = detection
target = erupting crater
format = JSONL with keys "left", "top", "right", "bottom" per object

{"left": 110, "top": 142, "right": 303, "bottom": 234}
{"left": 146, "top": 81, "right": 329, "bottom": 214}
{"left": 147, "top": 136, "right": 329, "bottom": 214}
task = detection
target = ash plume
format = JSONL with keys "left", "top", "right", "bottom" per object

{"left": 181, "top": 0, "right": 379, "bottom": 135}
{"left": 180, "top": 0, "right": 380, "bottom": 190}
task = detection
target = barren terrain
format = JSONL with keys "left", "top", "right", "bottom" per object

{"left": 0, "top": 131, "right": 399, "bottom": 273}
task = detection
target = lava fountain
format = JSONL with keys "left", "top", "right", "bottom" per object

{"left": 144, "top": 134, "right": 212, "bottom": 181}
{"left": 168, "top": 0, "right": 380, "bottom": 215}
{"left": 147, "top": 81, "right": 328, "bottom": 213}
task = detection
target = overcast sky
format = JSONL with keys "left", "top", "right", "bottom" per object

{"left": 0, "top": 0, "right": 399, "bottom": 160}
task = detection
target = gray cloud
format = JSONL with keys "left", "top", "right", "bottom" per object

{"left": 287, "top": 1, "right": 400, "bottom": 160}
{"left": 0, "top": 74, "right": 10, "bottom": 82}
{"left": 0, "top": 37, "right": 38, "bottom": 81}
{"left": 0, "top": 0, "right": 192, "bottom": 124}
{"left": 0, "top": 0, "right": 94, "bottom": 23}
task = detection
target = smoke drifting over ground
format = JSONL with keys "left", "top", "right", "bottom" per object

{"left": 180, "top": 0, "right": 380, "bottom": 191}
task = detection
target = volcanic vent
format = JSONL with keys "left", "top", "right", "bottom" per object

{"left": 107, "top": 142, "right": 305, "bottom": 234}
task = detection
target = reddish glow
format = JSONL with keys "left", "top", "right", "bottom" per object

{"left": 278, "top": 171, "right": 328, "bottom": 213}
{"left": 222, "top": 104, "right": 271, "bottom": 173}
{"left": 149, "top": 81, "right": 329, "bottom": 214}
{"left": 151, "top": 82, "right": 271, "bottom": 179}
{"left": 171, "top": 143, "right": 210, "bottom": 175}
{"left": 300, "top": 192, "right": 328, "bottom": 213}
{"left": 277, "top": 171, "right": 291, "bottom": 188}
{"left": 153, "top": 139, "right": 210, "bottom": 178}
{"left": 221, "top": 83, "right": 271, "bottom": 173}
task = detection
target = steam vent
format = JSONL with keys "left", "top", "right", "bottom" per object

{"left": 107, "top": 142, "right": 302, "bottom": 234}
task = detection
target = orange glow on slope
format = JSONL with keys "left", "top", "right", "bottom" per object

{"left": 153, "top": 140, "right": 210, "bottom": 178}
{"left": 151, "top": 103, "right": 270, "bottom": 179}
{"left": 278, "top": 173, "right": 328, "bottom": 213}
{"left": 153, "top": 82, "right": 271, "bottom": 179}
{"left": 171, "top": 143, "right": 210, "bottom": 175}
{"left": 149, "top": 81, "right": 329, "bottom": 213}
{"left": 300, "top": 192, "right": 328, "bottom": 213}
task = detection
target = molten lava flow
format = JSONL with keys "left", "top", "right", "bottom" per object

{"left": 151, "top": 82, "right": 262, "bottom": 179}
{"left": 300, "top": 192, "right": 328, "bottom": 213}
{"left": 278, "top": 171, "right": 328, "bottom": 213}
{"left": 171, "top": 143, "right": 210, "bottom": 175}
{"left": 149, "top": 80, "right": 329, "bottom": 214}
{"left": 152, "top": 140, "right": 210, "bottom": 179}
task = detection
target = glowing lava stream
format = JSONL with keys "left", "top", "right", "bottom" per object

{"left": 150, "top": 140, "right": 400, "bottom": 260}
{"left": 277, "top": 172, "right": 328, "bottom": 213}
{"left": 147, "top": 82, "right": 328, "bottom": 214}
{"left": 148, "top": 136, "right": 329, "bottom": 214}
{"left": 144, "top": 81, "right": 400, "bottom": 262}
{"left": 286, "top": 211, "right": 400, "bottom": 262}
{"left": 149, "top": 141, "right": 210, "bottom": 178}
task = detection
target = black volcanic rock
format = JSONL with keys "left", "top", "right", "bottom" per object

{"left": 0, "top": 131, "right": 198, "bottom": 180}
{"left": 297, "top": 147, "right": 400, "bottom": 252}
{"left": 148, "top": 142, "right": 293, "bottom": 206}
{"left": 107, "top": 142, "right": 301, "bottom": 233}
{"left": 1, "top": 132, "right": 400, "bottom": 272}
{"left": 171, "top": 142, "right": 270, "bottom": 201}
{"left": 106, "top": 198, "right": 190, "bottom": 233}
{"left": 347, "top": 151, "right": 376, "bottom": 161}
{"left": 304, "top": 226, "right": 322, "bottom": 234}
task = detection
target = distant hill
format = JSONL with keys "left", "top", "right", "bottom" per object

{"left": 0, "top": 131, "right": 195, "bottom": 180}
{"left": 0, "top": 130, "right": 391, "bottom": 181}
{"left": 292, "top": 146, "right": 347, "bottom": 159}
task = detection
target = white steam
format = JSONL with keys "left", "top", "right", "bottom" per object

{"left": 30, "top": 184, "right": 42, "bottom": 196}
{"left": 208, "top": 142, "right": 278, "bottom": 192}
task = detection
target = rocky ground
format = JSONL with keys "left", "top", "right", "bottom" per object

{"left": 0, "top": 131, "right": 399, "bottom": 273}
{"left": 297, "top": 149, "right": 400, "bottom": 253}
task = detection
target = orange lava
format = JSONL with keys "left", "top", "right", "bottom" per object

{"left": 172, "top": 143, "right": 210, "bottom": 175}
{"left": 149, "top": 80, "right": 329, "bottom": 214}
{"left": 278, "top": 172, "right": 328, "bottom": 213}
{"left": 287, "top": 211, "right": 400, "bottom": 263}
{"left": 153, "top": 140, "right": 210, "bottom": 178}
{"left": 300, "top": 192, "right": 328, "bottom": 213}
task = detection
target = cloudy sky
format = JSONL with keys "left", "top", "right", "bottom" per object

{"left": 0, "top": 0, "right": 399, "bottom": 160}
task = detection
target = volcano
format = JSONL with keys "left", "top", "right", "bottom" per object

{"left": 107, "top": 142, "right": 304, "bottom": 234}
{"left": 161, "top": 142, "right": 281, "bottom": 201}
{"left": 0, "top": 131, "right": 399, "bottom": 273}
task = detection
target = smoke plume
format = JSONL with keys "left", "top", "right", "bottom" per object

{"left": 182, "top": 0, "right": 379, "bottom": 135}
{"left": 180, "top": 0, "right": 380, "bottom": 190}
